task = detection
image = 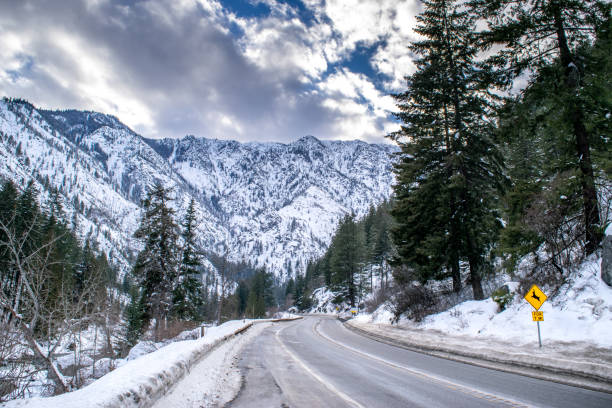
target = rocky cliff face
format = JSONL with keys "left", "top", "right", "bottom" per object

{"left": 0, "top": 98, "right": 396, "bottom": 278}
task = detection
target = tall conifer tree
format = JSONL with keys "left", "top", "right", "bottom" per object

{"left": 388, "top": 0, "right": 505, "bottom": 299}
{"left": 172, "top": 198, "right": 204, "bottom": 321}
{"left": 469, "top": 0, "right": 610, "bottom": 254}
{"left": 330, "top": 214, "right": 365, "bottom": 306}
{"left": 133, "top": 182, "right": 179, "bottom": 339}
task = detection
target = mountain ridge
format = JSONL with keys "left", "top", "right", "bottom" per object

{"left": 0, "top": 97, "right": 397, "bottom": 278}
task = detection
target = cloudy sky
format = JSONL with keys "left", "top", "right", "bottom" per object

{"left": 0, "top": 0, "right": 421, "bottom": 143}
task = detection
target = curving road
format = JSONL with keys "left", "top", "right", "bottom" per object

{"left": 229, "top": 316, "right": 612, "bottom": 408}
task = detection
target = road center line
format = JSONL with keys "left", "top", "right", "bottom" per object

{"left": 314, "top": 319, "right": 532, "bottom": 408}
{"left": 275, "top": 322, "right": 366, "bottom": 408}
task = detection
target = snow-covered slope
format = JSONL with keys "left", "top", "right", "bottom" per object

{"left": 0, "top": 100, "right": 140, "bottom": 271}
{"left": 0, "top": 98, "right": 396, "bottom": 277}
{"left": 357, "top": 255, "right": 612, "bottom": 348}
{"left": 146, "top": 135, "right": 396, "bottom": 278}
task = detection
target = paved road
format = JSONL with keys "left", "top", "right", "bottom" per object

{"left": 229, "top": 316, "right": 612, "bottom": 408}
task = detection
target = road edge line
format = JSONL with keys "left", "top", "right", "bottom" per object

{"left": 275, "top": 322, "right": 365, "bottom": 408}
{"left": 315, "top": 320, "right": 530, "bottom": 408}
{"left": 343, "top": 320, "right": 612, "bottom": 395}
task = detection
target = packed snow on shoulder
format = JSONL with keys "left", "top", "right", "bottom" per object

{"left": 150, "top": 322, "right": 270, "bottom": 408}
{"left": 1, "top": 320, "right": 254, "bottom": 408}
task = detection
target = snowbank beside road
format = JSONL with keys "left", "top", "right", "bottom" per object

{"left": 151, "top": 322, "right": 269, "bottom": 408}
{"left": 1, "top": 320, "right": 254, "bottom": 408}
{"left": 357, "top": 257, "right": 612, "bottom": 347}
{"left": 349, "top": 255, "right": 612, "bottom": 390}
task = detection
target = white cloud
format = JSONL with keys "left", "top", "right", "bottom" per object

{"left": 45, "top": 29, "right": 155, "bottom": 131}
{"left": 237, "top": 9, "right": 331, "bottom": 81}
{"left": 319, "top": 69, "right": 396, "bottom": 115}
{"left": 0, "top": 0, "right": 417, "bottom": 143}
{"left": 305, "top": 0, "right": 421, "bottom": 90}
{"left": 0, "top": 32, "right": 27, "bottom": 75}
{"left": 317, "top": 68, "right": 399, "bottom": 141}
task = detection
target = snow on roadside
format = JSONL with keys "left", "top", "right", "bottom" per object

{"left": 151, "top": 322, "right": 270, "bottom": 408}
{"left": 1, "top": 320, "right": 254, "bottom": 408}
{"left": 357, "top": 256, "right": 612, "bottom": 348}
{"left": 417, "top": 257, "right": 612, "bottom": 347}
{"left": 347, "top": 256, "right": 612, "bottom": 387}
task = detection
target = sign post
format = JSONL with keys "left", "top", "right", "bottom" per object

{"left": 524, "top": 285, "right": 547, "bottom": 348}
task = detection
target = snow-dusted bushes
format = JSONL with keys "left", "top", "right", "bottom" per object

{"left": 389, "top": 282, "right": 437, "bottom": 323}
{"left": 0, "top": 324, "right": 43, "bottom": 402}
{"left": 491, "top": 286, "right": 514, "bottom": 312}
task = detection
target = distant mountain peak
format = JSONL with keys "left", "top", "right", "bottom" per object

{"left": 296, "top": 135, "right": 320, "bottom": 143}
{"left": 0, "top": 99, "right": 397, "bottom": 278}
{"left": 36, "top": 107, "right": 135, "bottom": 145}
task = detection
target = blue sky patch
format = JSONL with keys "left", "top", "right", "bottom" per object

{"left": 221, "top": 0, "right": 272, "bottom": 19}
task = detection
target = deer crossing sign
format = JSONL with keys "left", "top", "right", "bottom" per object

{"left": 524, "top": 284, "right": 548, "bottom": 348}
{"left": 524, "top": 284, "right": 547, "bottom": 310}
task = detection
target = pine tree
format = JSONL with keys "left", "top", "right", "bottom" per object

{"left": 15, "top": 182, "right": 42, "bottom": 256}
{"left": 497, "top": 16, "right": 612, "bottom": 268}
{"left": 125, "top": 286, "right": 145, "bottom": 347}
{"left": 236, "top": 280, "right": 249, "bottom": 316}
{"left": 245, "top": 270, "right": 274, "bottom": 318}
{"left": 469, "top": 0, "right": 610, "bottom": 254}
{"left": 284, "top": 277, "right": 295, "bottom": 308}
{"left": 172, "top": 199, "right": 204, "bottom": 321}
{"left": 292, "top": 273, "right": 312, "bottom": 311}
{"left": 132, "top": 182, "right": 179, "bottom": 340}
{"left": 329, "top": 214, "right": 365, "bottom": 306}
{"left": 0, "top": 181, "right": 19, "bottom": 301}
{"left": 388, "top": 0, "right": 505, "bottom": 299}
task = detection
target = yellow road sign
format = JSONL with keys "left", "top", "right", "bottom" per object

{"left": 524, "top": 284, "right": 547, "bottom": 310}
{"left": 532, "top": 311, "right": 544, "bottom": 321}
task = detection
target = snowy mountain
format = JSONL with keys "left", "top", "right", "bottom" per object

{"left": 0, "top": 98, "right": 396, "bottom": 278}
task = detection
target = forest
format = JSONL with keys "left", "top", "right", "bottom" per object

{"left": 1, "top": 0, "right": 610, "bottom": 402}
{"left": 288, "top": 0, "right": 611, "bottom": 321}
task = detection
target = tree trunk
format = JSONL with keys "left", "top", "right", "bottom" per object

{"left": 573, "top": 105, "right": 602, "bottom": 254}
{"left": 468, "top": 254, "right": 484, "bottom": 300}
{"left": 5, "top": 303, "right": 70, "bottom": 393}
{"left": 553, "top": 3, "right": 601, "bottom": 254}
{"left": 217, "top": 270, "right": 225, "bottom": 324}
{"left": 348, "top": 267, "right": 355, "bottom": 307}
{"left": 92, "top": 325, "right": 98, "bottom": 379}
{"left": 442, "top": 2, "right": 463, "bottom": 293}
{"left": 451, "top": 257, "right": 461, "bottom": 293}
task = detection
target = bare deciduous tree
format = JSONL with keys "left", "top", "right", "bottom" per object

{"left": 0, "top": 215, "right": 113, "bottom": 396}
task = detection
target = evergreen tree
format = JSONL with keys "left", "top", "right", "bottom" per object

{"left": 246, "top": 270, "right": 274, "bottom": 318}
{"left": 40, "top": 193, "right": 84, "bottom": 324}
{"left": 124, "top": 286, "right": 145, "bottom": 347}
{"left": 496, "top": 92, "right": 548, "bottom": 265}
{"left": 497, "top": 18, "right": 612, "bottom": 268}
{"left": 292, "top": 273, "right": 313, "bottom": 311}
{"left": 388, "top": 0, "right": 505, "bottom": 299}
{"left": 172, "top": 199, "right": 204, "bottom": 321}
{"left": 284, "top": 277, "right": 295, "bottom": 308}
{"left": 15, "top": 181, "right": 42, "bottom": 257}
{"left": 236, "top": 280, "right": 249, "bottom": 316}
{"left": 132, "top": 182, "right": 179, "bottom": 340}
{"left": 74, "top": 239, "right": 95, "bottom": 303}
{"left": 0, "top": 181, "right": 19, "bottom": 302}
{"left": 470, "top": 0, "right": 610, "bottom": 254}
{"left": 329, "top": 214, "right": 365, "bottom": 306}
